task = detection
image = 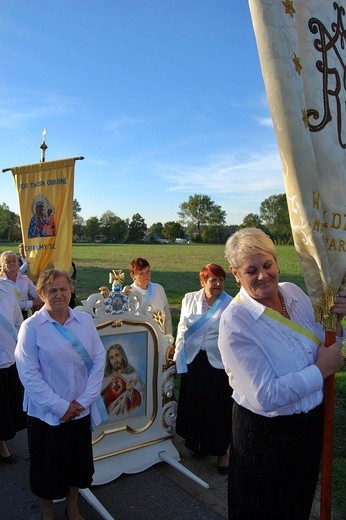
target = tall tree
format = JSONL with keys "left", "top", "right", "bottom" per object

{"left": 128, "top": 213, "right": 147, "bottom": 243}
{"left": 149, "top": 222, "right": 164, "bottom": 236}
{"left": 201, "top": 224, "right": 226, "bottom": 244}
{"left": 84, "top": 216, "right": 100, "bottom": 242}
{"left": 240, "top": 213, "right": 263, "bottom": 229}
{"left": 178, "top": 194, "right": 226, "bottom": 239}
{"left": 111, "top": 216, "right": 128, "bottom": 243}
{"left": 163, "top": 221, "right": 185, "bottom": 241}
{"left": 99, "top": 211, "right": 117, "bottom": 242}
{"left": 0, "top": 203, "right": 21, "bottom": 240}
{"left": 73, "top": 215, "right": 85, "bottom": 242}
{"left": 73, "top": 199, "right": 82, "bottom": 220}
{"left": 260, "top": 194, "right": 292, "bottom": 244}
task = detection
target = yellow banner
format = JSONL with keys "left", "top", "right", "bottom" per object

{"left": 11, "top": 158, "right": 75, "bottom": 280}
{"left": 249, "top": 0, "right": 346, "bottom": 326}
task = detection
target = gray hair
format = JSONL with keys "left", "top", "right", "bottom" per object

{"left": 36, "top": 268, "right": 74, "bottom": 296}
{"left": 225, "top": 228, "right": 277, "bottom": 269}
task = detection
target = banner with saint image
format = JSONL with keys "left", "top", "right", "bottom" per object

{"left": 249, "top": 0, "right": 346, "bottom": 328}
{"left": 11, "top": 158, "right": 75, "bottom": 280}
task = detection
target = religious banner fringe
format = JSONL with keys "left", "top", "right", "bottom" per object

{"left": 11, "top": 158, "right": 75, "bottom": 280}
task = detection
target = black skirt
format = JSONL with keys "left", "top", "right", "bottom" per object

{"left": 0, "top": 364, "right": 27, "bottom": 440}
{"left": 27, "top": 414, "right": 94, "bottom": 500}
{"left": 228, "top": 402, "right": 324, "bottom": 520}
{"left": 176, "top": 350, "right": 233, "bottom": 455}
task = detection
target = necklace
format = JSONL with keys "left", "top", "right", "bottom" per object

{"left": 278, "top": 291, "right": 290, "bottom": 319}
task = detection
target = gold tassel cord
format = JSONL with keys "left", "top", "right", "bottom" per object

{"left": 313, "top": 283, "right": 338, "bottom": 332}
{"left": 313, "top": 278, "right": 346, "bottom": 333}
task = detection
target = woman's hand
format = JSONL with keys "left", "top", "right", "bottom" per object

{"left": 315, "top": 341, "right": 344, "bottom": 379}
{"left": 32, "top": 297, "right": 44, "bottom": 311}
{"left": 61, "top": 400, "right": 85, "bottom": 422}
{"left": 332, "top": 290, "right": 346, "bottom": 319}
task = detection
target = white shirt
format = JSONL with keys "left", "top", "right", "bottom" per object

{"left": 130, "top": 281, "right": 172, "bottom": 334}
{"left": 175, "top": 288, "right": 232, "bottom": 369}
{"left": 0, "top": 284, "right": 23, "bottom": 367}
{"left": 15, "top": 306, "right": 105, "bottom": 426}
{"left": 1, "top": 272, "right": 39, "bottom": 311}
{"left": 19, "top": 258, "right": 28, "bottom": 273}
{"left": 218, "top": 282, "right": 325, "bottom": 416}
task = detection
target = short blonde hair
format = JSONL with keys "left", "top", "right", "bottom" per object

{"left": 225, "top": 228, "right": 277, "bottom": 269}
{"left": 36, "top": 268, "right": 73, "bottom": 296}
{"left": 0, "top": 251, "right": 19, "bottom": 275}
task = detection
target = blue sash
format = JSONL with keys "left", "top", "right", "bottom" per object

{"left": 144, "top": 282, "right": 153, "bottom": 304}
{"left": 0, "top": 313, "right": 18, "bottom": 342}
{"left": 176, "top": 291, "right": 231, "bottom": 373}
{"left": 52, "top": 322, "right": 108, "bottom": 427}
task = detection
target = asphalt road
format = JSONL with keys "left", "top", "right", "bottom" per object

{"left": 0, "top": 428, "right": 332, "bottom": 520}
{"left": 1, "top": 429, "right": 227, "bottom": 520}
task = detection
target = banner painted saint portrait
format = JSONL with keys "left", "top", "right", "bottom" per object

{"left": 11, "top": 158, "right": 75, "bottom": 279}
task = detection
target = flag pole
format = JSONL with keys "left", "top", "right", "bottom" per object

{"left": 320, "top": 330, "right": 336, "bottom": 520}
{"left": 40, "top": 128, "right": 48, "bottom": 163}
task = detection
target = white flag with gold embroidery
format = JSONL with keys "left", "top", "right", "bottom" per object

{"left": 249, "top": 0, "right": 346, "bottom": 329}
{"left": 11, "top": 158, "right": 75, "bottom": 280}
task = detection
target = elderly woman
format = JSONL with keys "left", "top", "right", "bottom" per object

{"left": 218, "top": 228, "right": 345, "bottom": 520}
{"left": 0, "top": 280, "right": 25, "bottom": 464}
{"left": 174, "top": 263, "right": 233, "bottom": 474}
{"left": 0, "top": 250, "right": 43, "bottom": 318}
{"left": 15, "top": 269, "right": 106, "bottom": 520}
{"left": 129, "top": 257, "right": 172, "bottom": 334}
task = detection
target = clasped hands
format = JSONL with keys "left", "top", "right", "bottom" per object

{"left": 61, "top": 400, "right": 85, "bottom": 422}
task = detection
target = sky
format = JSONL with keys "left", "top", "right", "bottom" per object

{"left": 0, "top": 0, "right": 284, "bottom": 226}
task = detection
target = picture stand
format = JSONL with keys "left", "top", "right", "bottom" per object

{"left": 75, "top": 272, "right": 209, "bottom": 519}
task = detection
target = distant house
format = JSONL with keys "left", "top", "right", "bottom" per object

{"left": 143, "top": 232, "right": 169, "bottom": 244}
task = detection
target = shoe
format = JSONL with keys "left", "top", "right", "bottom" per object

{"left": 217, "top": 465, "right": 228, "bottom": 475}
{"left": 0, "top": 453, "right": 17, "bottom": 464}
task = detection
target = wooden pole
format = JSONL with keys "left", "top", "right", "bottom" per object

{"left": 320, "top": 330, "right": 336, "bottom": 520}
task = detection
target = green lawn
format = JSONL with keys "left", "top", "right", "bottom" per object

{"left": 1, "top": 241, "right": 345, "bottom": 517}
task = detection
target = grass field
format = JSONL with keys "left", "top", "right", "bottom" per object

{"left": 71, "top": 242, "right": 305, "bottom": 303}
{"left": 1, "top": 241, "right": 345, "bottom": 517}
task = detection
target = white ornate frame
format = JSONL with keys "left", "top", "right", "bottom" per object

{"left": 76, "top": 287, "right": 178, "bottom": 486}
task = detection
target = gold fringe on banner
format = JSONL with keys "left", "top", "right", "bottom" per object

{"left": 313, "top": 278, "right": 346, "bottom": 332}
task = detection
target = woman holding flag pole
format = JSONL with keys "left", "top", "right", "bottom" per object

{"left": 218, "top": 228, "right": 345, "bottom": 520}
{"left": 174, "top": 263, "right": 233, "bottom": 475}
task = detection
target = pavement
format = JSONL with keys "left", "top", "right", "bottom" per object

{"left": 0, "top": 428, "right": 335, "bottom": 520}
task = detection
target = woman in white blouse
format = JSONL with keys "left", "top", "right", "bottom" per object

{"left": 15, "top": 269, "right": 106, "bottom": 520}
{"left": 129, "top": 257, "right": 172, "bottom": 335}
{"left": 218, "top": 228, "right": 345, "bottom": 520}
{"left": 174, "top": 263, "right": 233, "bottom": 474}
{"left": 0, "top": 281, "right": 25, "bottom": 464}
{"left": 0, "top": 250, "right": 43, "bottom": 318}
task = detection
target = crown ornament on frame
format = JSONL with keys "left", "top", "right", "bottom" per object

{"left": 78, "top": 269, "right": 167, "bottom": 334}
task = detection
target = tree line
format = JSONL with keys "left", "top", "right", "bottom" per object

{"left": 0, "top": 193, "right": 293, "bottom": 245}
